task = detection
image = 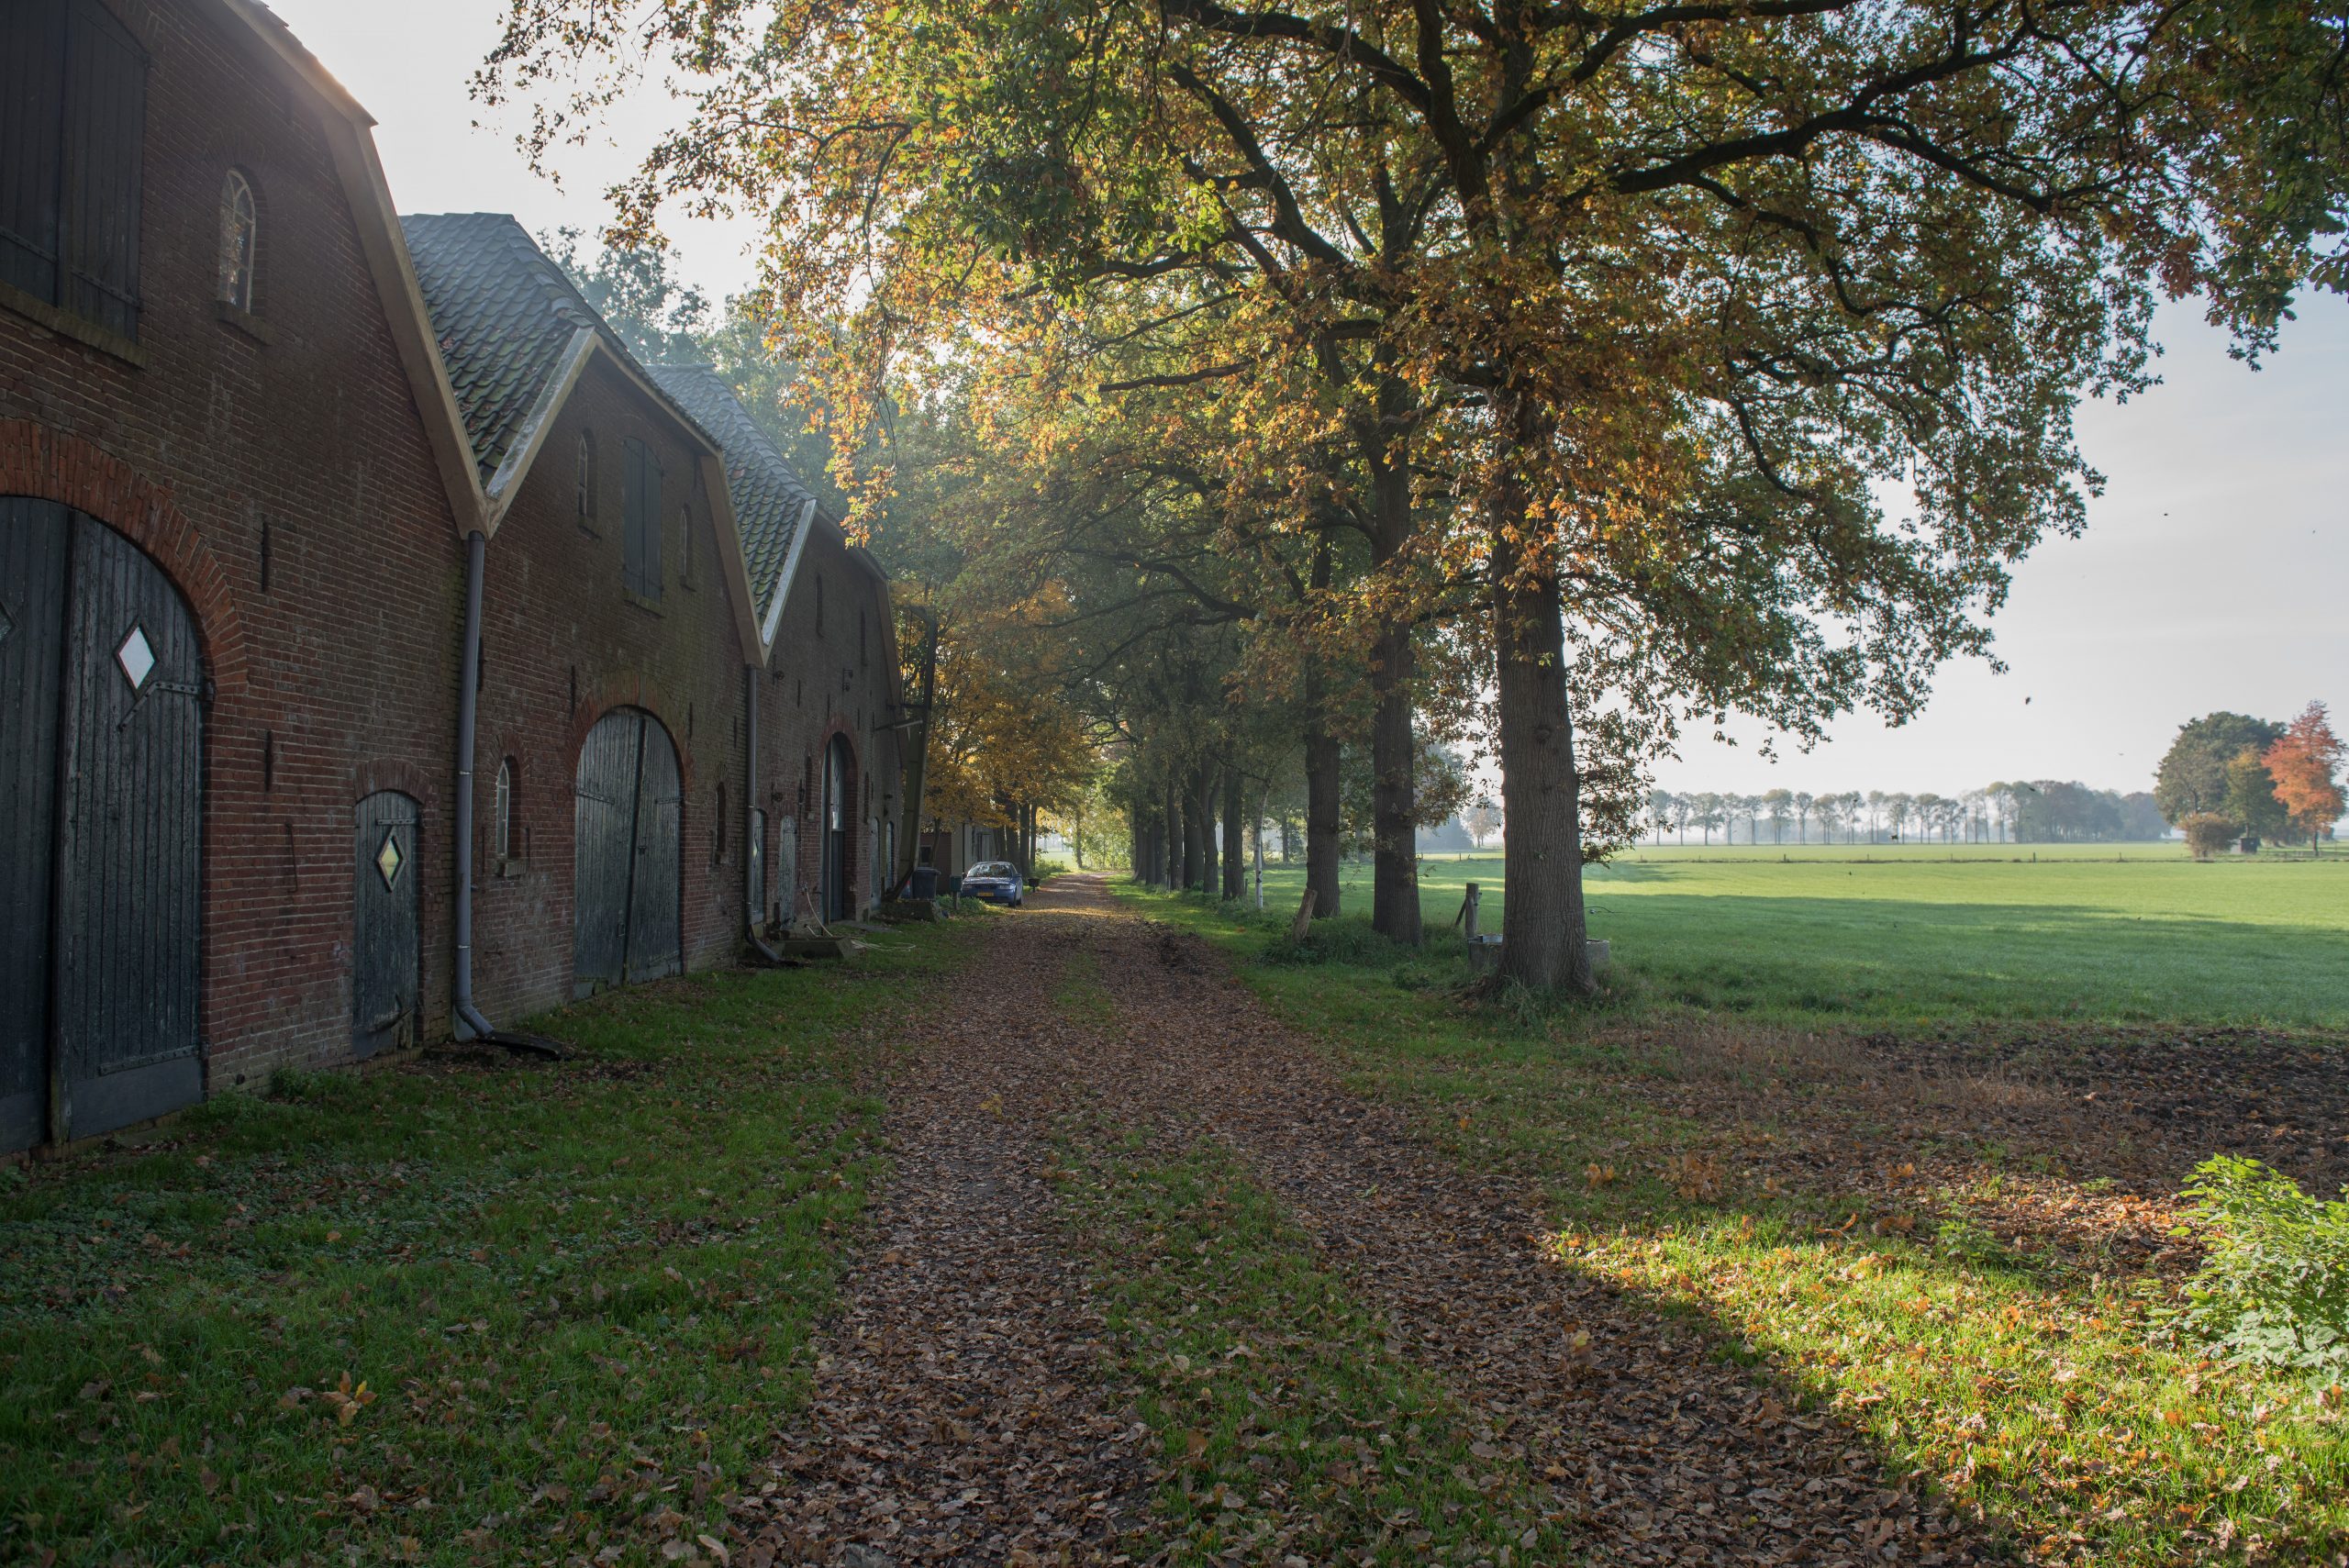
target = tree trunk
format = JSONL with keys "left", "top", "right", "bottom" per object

{"left": 1162, "top": 778, "right": 1180, "bottom": 890}
{"left": 892, "top": 613, "right": 940, "bottom": 893}
{"left": 1194, "top": 771, "right": 1218, "bottom": 895}
{"left": 1491, "top": 469, "right": 1594, "bottom": 994}
{"left": 1366, "top": 447, "right": 1422, "bottom": 945}
{"left": 1221, "top": 765, "right": 1244, "bottom": 899}
{"left": 1176, "top": 784, "right": 1196, "bottom": 891}
{"left": 1303, "top": 539, "right": 1342, "bottom": 918}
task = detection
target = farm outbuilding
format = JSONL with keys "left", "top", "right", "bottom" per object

{"left": 641, "top": 364, "right": 905, "bottom": 929}
{"left": 0, "top": 0, "right": 907, "bottom": 1159}
{"left": 1, "top": 0, "right": 479, "bottom": 1150}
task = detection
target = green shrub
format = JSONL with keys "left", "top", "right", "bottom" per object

{"left": 2176, "top": 1155, "right": 2349, "bottom": 1372}
{"left": 2180, "top": 812, "right": 2239, "bottom": 860}
{"left": 1030, "top": 857, "right": 1070, "bottom": 884}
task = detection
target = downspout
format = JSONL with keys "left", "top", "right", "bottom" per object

{"left": 745, "top": 663, "right": 787, "bottom": 964}
{"left": 452, "top": 529, "right": 495, "bottom": 1040}
{"left": 452, "top": 529, "right": 561, "bottom": 1055}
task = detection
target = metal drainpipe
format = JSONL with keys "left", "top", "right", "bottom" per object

{"left": 451, "top": 529, "right": 498, "bottom": 1040}
{"left": 745, "top": 663, "right": 786, "bottom": 963}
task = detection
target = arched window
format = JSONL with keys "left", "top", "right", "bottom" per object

{"left": 494, "top": 759, "right": 515, "bottom": 862}
{"left": 574, "top": 431, "right": 597, "bottom": 528}
{"left": 217, "top": 171, "right": 257, "bottom": 311}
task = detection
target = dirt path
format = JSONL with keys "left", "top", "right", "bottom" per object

{"left": 729, "top": 938, "right": 1153, "bottom": 1567}
{"left": 748, "top": 874, "right": 1999, "bottom": 1565}
{"left": 1026, "top": 875, "right": 1997, "bottom": 1565}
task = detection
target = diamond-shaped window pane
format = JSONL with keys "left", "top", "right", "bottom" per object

{"left": 375, "top": 829, "right": 404, "bottom": 890}
{"left": 116, "top": 624, "right": 155, "bottom": 690}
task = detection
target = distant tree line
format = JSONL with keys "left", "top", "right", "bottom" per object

{"left": 1643, "top": 784, "right": 2167, "bottom": 847}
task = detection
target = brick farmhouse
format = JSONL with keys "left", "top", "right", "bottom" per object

{"left": 1, "top": 0, "right": 906, "bottom": 1157}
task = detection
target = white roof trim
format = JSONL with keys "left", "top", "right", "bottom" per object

{"left": 761, "top": 496, "right": 821, "bottom": 650}
{"left": 481, "top": 327, "right": 597, "bottom": 533}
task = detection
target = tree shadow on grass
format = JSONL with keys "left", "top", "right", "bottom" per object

{"left": 1117, "top": 880, "right": 2349, "bottom": 1563}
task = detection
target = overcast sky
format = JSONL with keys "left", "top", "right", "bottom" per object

{"left": 281, "top": 2, "right": 2347, "bottom": 804}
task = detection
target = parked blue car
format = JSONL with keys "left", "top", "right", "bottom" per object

{"left": 960, "top": 861, "right": 1026, "bottom": 906}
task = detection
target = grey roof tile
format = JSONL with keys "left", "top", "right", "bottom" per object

{"left": 400, "top": 213, "right": 638, "bottom": 487}
{"left": 643, "top": 364, "right": 818, "bottom": 622}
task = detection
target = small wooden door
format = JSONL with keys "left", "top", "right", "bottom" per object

{"left": 351, "top": 791, "right": 419, "bottom": 1059}
{"left": 747, "top": 806, "right": 766, "bottom": 927}
{"left": 822, "top": 736, "right": 850, "bottom": 921}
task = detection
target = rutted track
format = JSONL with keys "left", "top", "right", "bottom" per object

{"left": 750, "top": 874, "right": 1999, "bottom": 1565}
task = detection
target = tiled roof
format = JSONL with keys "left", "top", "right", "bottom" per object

{"left": 398, "top": 213, "right": 617, "bottom": 488}
{"left": 643, "top": 365, "right": 818, "bottom": 621}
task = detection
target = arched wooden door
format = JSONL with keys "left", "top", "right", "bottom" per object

{"left": 2, "top": 498, "right": 204, "bottom": 1151}
{"left": 351, "top": 791, "right": 420, "bottom": 1060}
{"left": 821, "top": 735, "right": 852, "bottom": 922}
{"left": 573, "top": 707, "right": 683, "bottom": 996}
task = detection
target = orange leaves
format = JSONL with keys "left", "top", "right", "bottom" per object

{"left": 1663, "top": 1151, "right": 1726, "bottom": 1201}
{"left": 2262, "top": 701, "right": 2345, "bottom": 846}
{"left": 282, "top": 1370, "right": 376, "bottom": 1428}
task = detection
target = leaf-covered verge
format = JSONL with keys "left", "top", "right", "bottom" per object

{"left": 1118, "top": 884, "right": 2349, "bottom": 1565}
{"left": 0, "top": 923, "right": 974, "bottom": 1567}
{"left": 1051, "top": 1114, "right": 1572, "bottom": 1567}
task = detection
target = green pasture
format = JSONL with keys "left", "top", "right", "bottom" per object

{"left": 1229, "top": 843, "right": 2349, "bottom": 1029}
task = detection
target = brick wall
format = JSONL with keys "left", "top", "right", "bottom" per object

{"left": 467, "top": 361, "right": 758, "bottom": 1019}
{"left": 753, "top": 522, "right": 901, "bottom": 924}
{"left": 0, "top": 0, "right": 464, "bottom": 1091}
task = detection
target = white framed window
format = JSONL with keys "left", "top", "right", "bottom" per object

{"left": 217, "top": 170, "right": 257, "bottom": 310}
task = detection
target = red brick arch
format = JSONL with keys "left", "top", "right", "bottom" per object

{"left": 0, "top": 419, "right": 250, "bottom": 698}
{"left": 351, "top": 758, "right": 441, "bottom": 817}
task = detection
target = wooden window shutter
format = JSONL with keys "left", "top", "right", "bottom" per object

{"left": 622, "top": 438, "right": 662, "bottom": 600}
{"left": 0, "top": 0, "right": 71, "bottom": 305}
{"left": 61, "top": 0, "right": 146, "bottom": 339}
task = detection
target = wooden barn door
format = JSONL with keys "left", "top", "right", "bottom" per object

{"left": 0, "top": 501, "right": 204, "bottom": 1151}
{"left": 351, "top": 791, "right": 419, "bottom": 1059}
{"left": 0, "top": 500, "right": 70, "bottom": 1154}
{"left": 625, "top": 719, "right": 681, "bottom": 983}
{"left": 573, "top": 708, "right": 681, "bottom": 996}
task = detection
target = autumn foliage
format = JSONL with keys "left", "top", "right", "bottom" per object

{"left": 2263, "top": 702, "right": 2347, "bottom": 852}
{"left": 479, "top": 0, "right": 2349, "bottom": 988}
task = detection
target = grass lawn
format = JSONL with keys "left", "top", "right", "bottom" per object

{"left": 0, "top": 922, "right": 971, "bottom": 1567}
{"left": 1233, "top": 844, "right": 2349, "bottom": 1029}
{"left": 1116, "top": 881, "right": 2349, "bottom": 1565}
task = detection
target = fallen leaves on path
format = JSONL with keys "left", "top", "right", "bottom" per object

{"left": 1027, "top": 877, "right": 1993, "bottom": 1564}
{"left": 730, "top": 971, "right": 1153, "bottom": 1566}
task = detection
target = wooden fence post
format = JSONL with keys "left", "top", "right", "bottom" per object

{"left": 1288, "top": 886, "right": 1318, "bottom": 943}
